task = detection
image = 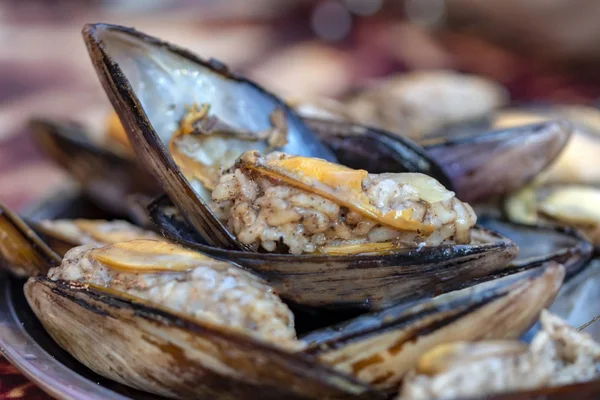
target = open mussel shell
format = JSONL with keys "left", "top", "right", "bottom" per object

{"left": 83, "top": 23, "right": 336, "bottom": 250}
{"left": 422, "top": 121, "right": 572, "bottom": 203}
{"left": 25, "top": 277, "right": 380, "bottom": 400}
{"left": 149, "top": 195, "right": 518, "bottom": 310}
{"left": 477, "top": 216, "right": 592, "bottom": 279}
{"left": 29, "top": 118, "right": 160, "bottom": 215}
{"left": 0, "top": 201, "right": 61, "bottom": 277}
{"left": 303, "top": 118, "right": 453, "bottom": 190}
{"left": 301, "top": 262, "right": 564, "bottom": 391}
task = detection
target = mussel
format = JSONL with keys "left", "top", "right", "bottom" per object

{"left": 148, "top": 153, "right": 519, "bottom": 309}
{"left": 24, "top": 239, "right": 378, "bottom": 400}
{"left": 29, "top": 118, "right": 160, "bottom": 215}
{"left": 83, "top": 23, "right": 525, "bottom": 310}
{"left": 3, "top": 221, "right": 560, "bottom": 399}
{"left": 302, "top": 263, "right": 564, "bottom": 391}
{"left": 399, "top": 310, "right": 600, "bottom": 400}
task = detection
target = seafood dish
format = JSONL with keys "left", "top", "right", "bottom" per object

{"left": 1, "top": 22, "right": 600, "bottom": 400}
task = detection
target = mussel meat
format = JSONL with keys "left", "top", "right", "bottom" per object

{"left": 25, "top": 238, "right": 379, "bottom": 399}
{"left": 399, "top": 310, "right": 600, "bottom": 400}
{"left": 149, "top": 150, "right": 519, "bottom": 310}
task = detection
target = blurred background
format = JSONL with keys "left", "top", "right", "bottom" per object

{"left": 2, "top": 0, "right": 600, "bottom": 209}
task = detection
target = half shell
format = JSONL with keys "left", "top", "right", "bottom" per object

{"left": 83, "top": 23, "right": 335, "bottom": 250}
{"left": 149, "top": 195, "right": 518, "bottom": 310}
{"left": 477, "top": 216, "right": 592, "bottom": 278}
{"left": 25, "top": 276, "right": 379, "bottom": 399}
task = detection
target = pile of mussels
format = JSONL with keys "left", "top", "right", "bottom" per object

{"left": 2, "top": 23, "right": 600, "bottom": 400}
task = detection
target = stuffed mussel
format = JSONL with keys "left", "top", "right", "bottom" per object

{"left": 148, "top": 151, "right": 519, "bottom": 310}
{"left": 84, "top": 23, "right": 523, "bottom": 310}
{"left": 399, "top": 310, "right": 600, "bottom": 400}
{"left": 24, "top": 239, "right": 377, "bottom": 400}
{"left": 0, "top": 200, "right": 566, "bottom": 399}
{"left": 210, "top": 151, "right": 477, "bottom": 254}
